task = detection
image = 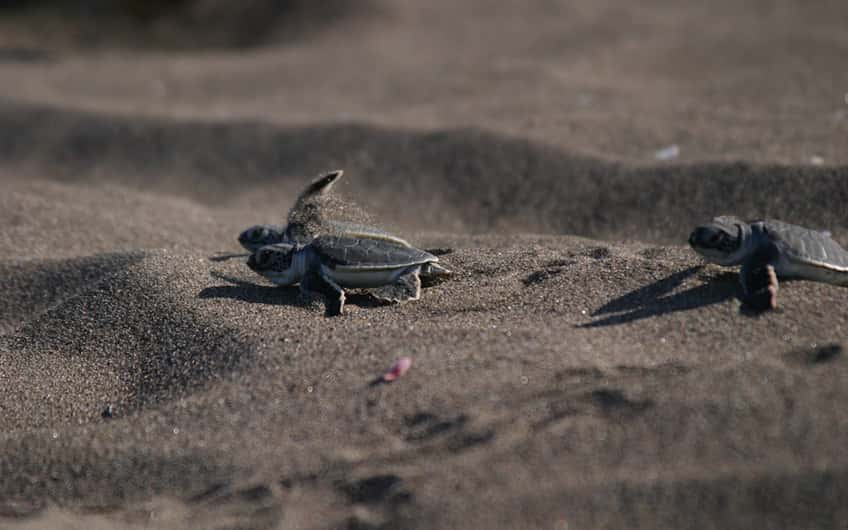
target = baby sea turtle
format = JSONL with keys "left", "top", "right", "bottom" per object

{"left": 238, "top": 170, "right": 409, "bottom": 251}
{"left": 689, "top": 216, "right": 848, "bottom": 310}
{"left": 247, "top": 235, "right": 450, "bottom": 316}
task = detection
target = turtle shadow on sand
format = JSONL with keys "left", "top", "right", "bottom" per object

{"left": 580, "top": 266, "right": 742, "bottom": 327}
{"left": 198, "top": 271, "right": 386, "bottom": 314}
{"left": 208, "top": 252, "right": 250, "bottom": 263}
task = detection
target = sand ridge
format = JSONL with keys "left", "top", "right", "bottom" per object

{"left": 1, "top": 0, "right": 848, "bottom": 528}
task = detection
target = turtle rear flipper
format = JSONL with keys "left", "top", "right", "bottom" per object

{"left": 301, "top": 269, "right": 346, "bottom": 316}
{"left": 740, "top": 244, "right": 780, "bottom": 311}
{"left": 371, "top": 268, "right": 422, "bottom": 303}
{"left": 421, "top": 262, "right": 451, "bottom": 276}
{"left": 420, "top": 262, "right": 452, "bottom": 287}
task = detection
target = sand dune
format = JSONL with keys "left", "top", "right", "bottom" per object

{"left": 1, "top": 101, "right": 846, "bottom": 244}
{"left": 1, "top": 0, "right": 848, "bottom": 529}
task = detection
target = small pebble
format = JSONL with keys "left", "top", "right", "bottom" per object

{"left": 654, "top": 144, "right": 680, "bottom": 160}
{"left": 383, "top": 357, "right": 412, "bottom": 382}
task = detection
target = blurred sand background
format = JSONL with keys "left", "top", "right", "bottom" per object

{"left": 1, "top": 1, "right": 848, "bottom": 528}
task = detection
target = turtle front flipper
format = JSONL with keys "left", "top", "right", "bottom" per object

{"left": 301, "top": 269, "right": 347, "bottom": 316}
{"left": 371, "top": 268, "right": 422, "bottom": 303}
{"left": 740, "top": 244, "right": 780, "bottom": 311}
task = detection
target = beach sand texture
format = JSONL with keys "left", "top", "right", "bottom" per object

{"left": 1, "top": 1, "right": 848, "bottom": 528}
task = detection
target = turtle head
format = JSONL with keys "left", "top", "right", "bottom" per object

{"left": 247, "top": 243, "right": 301, "bottom": 285}
{"left": 238, "top": 224, "right": 284, "bottom": 252}
{"left": 688, "top": 216, "right": 751, "bottom": 266}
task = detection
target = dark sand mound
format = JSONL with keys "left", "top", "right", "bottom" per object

{"left": 0, "top": 0, "right": 364, "bottom": 51}
{"left": 0, "top": 251, "right": 251, "bottom": 430}
{"left": 0, "top": 101, "right": 846, "bottom": 244}
{"left": 2, "top": 0, "right": 848, "bottom": 528}
{"left": 0, "top": 254, "right": 141, "bottom": 334}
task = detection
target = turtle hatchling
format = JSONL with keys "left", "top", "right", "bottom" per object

{"left": 238, "top": 170, "right": 410, "bottom": 251}
{"left": 247, "top": 235, "right": 450, "bottom": 316}
{"left": 689, "top": 216, "right": 848, "bottom": 310}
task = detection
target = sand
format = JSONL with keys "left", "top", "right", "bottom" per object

{"left": 1, "top": 1, "right": 848, "bottom": 528}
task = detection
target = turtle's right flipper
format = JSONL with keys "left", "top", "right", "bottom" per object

{"left": 371, "top": 269, "right": 422, "bottom": 303}
{"left": 301, "top": 270, "right": 346, "bottom": 316}
{"left": 420, "top": 262, "right": 452, "bottom": 286}
{"left": 740, "top": 244, "right": 780, "bottom": 311}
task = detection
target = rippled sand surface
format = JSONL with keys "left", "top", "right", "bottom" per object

{"left": 1, "top": 1, "right": 847, "bottom": 528}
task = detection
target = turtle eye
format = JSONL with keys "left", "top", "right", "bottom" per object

{"left": 708, "top": 233, "right": 722, "bottom": 245}
{"left": 259, "top": 249, "right": 271, "bottom": 264}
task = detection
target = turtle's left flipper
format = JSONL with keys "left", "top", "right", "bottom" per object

{"left": 301, "top": 270, "right": 347, "bottom": 316}
{"left": 740, "top": 244, "right": 780, "bottom": 311}
{"left": 371, "top": 269, "right": 422, "bottom": 303}
{"left": 297, "top": 170, "right": 343, "bottom": 201}
{"left": 285, "top": 170, "right": 345, "bottom": 244}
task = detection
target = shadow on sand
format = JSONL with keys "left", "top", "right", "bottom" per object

{"left": 0, "top": 47, "right": 51, "bottom": 63}
{"left": 580, "top": 266, "right": 741, "bottom": 327}
{"left": 199, "top": 271, "right": 386, "bottom": 315}
{"left": 208, "top": 252, "right": 250, "bottom": 263}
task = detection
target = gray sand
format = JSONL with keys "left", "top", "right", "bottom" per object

{"left": 1, "top": 1, "right": 848, "bottom": 528}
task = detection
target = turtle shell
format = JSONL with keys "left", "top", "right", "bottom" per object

{"left": 323, "top": 221, "right": 411, "bottom": 247}
{"left": 312, "top": 235, "right": 437, "bottom": 271}
{"left": 763, "top": 219, "right": 848, "bottom": 271}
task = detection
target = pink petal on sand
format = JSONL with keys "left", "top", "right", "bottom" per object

{"left": 383, "top": 357, "right": 412, "bottom": 382}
